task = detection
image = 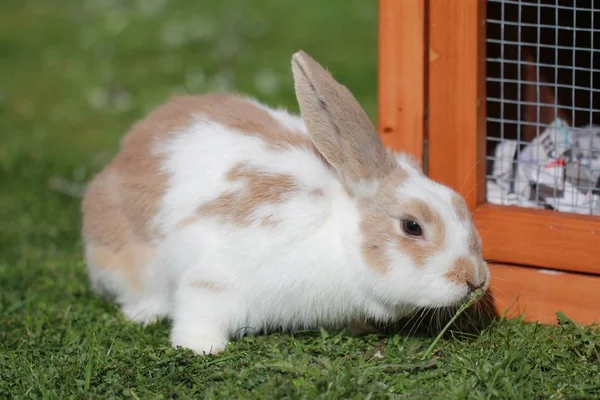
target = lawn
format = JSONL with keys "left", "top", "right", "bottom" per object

{"left": 0, "top": 0, "right": 599, "bottom": 398}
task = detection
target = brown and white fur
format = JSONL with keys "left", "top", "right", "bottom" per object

{"left": 82, "top": 51, "right": 490, "bottom": 355}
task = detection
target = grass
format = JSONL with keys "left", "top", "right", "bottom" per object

{"left": 0, "top": 0, "right": 599, "bottom": 398}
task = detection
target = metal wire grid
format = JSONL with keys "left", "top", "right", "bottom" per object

{"left": 485, "top": 0, "right": 600, "bottom": 215}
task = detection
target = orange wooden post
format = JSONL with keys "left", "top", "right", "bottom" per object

{"left": 427, "top": 0, "right": 487, "bottom": 211}
{"left": 377, "top": 0, "right": 426, "bottom": 161}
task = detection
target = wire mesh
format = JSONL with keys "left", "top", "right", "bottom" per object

{"left": 485, "top": 0, "right": 600, "bottom": 215}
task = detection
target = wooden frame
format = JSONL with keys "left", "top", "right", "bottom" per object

{"left": 377, "top": 0, "right": 426, "bottom": 161}
{"left": 378, "top": 0, "right": 600, "bottom": 326}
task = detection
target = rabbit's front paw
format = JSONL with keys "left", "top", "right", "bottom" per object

{"left": 170, "top": 325, "right": 228, "bottom": 355}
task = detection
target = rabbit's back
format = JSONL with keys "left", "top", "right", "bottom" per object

{"left": 82, "top": 93, "right": 335, "bottom": 313}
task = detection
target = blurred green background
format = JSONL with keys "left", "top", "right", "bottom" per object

{"left": 0, "top": 0, "right": 377, "bottom": 178}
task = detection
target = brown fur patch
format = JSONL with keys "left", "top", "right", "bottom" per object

{"left": 82, "top": 169, "right": 133, "bottom": 248}
{"left": 451, "top": 194, "right": 472, "bottom": 222}
{"left": 82, "top": 94, "right": 327, "bottom": 277}
{"left": 198, "top": 162, "right": 300, "bottom": 226}
{"left": 469, "top": 230, "right": 483, "bottom": 256}
{"left": 358, "top": 169, "right": 448, "bottom": 274}
{"left": 86, "top": 242, "right": 154, "bottom": 290}
{"left": 310, "top": 188, "right": 325, "bottom": 197}
{"left": 477, "top": 262, "right": 489, "bottom": 286}
{"left": 191, "top": 281, "right": 225, "bottom": 292}
{"left": 176, "top": 216, "right": 199, "bottom": 229}
{"left": 359, "top": 213, "right": 395, "bottom": 274}
{"left": 198, "top": 96, "right": 321, "bottom": 159}
{"left": 445, "top": 256, "right": 476, "bottom": 286}
{"left": 82, "top": 169, "right": 151, "bottom": 288}
{"left": 450, "top": 194, "right": 482, "bottom": 256}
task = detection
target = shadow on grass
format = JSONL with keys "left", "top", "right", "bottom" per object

{"left": 355, "top": 290, "right": 500, "bottom": 342}
{"left": 259, "top": 290, "right": 501, "bottom": 349}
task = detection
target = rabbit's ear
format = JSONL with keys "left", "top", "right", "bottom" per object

{"left": 291, "top": 50, "right": 396, "bottom": 196}
{"left": 522, "top": 50, "right": 571, "bottom": 141}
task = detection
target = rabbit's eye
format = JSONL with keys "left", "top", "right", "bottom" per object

{"left": 401, "top": 219, "right": 422, "bottom": 237}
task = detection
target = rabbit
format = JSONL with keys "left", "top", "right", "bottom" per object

{"left": 81, "top": 50, "right": 490, "bottom": 355}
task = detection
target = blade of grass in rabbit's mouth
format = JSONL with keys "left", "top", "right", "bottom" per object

{"left": 421, "top": 288, "right": 485, "bottom": 360}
